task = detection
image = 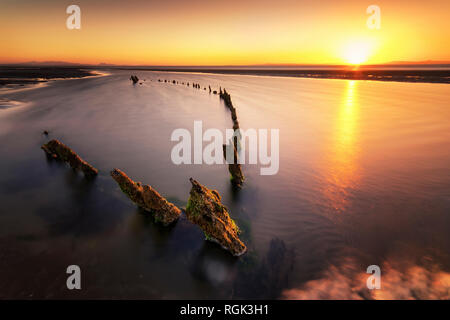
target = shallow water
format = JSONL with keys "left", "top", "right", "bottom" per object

{"left": 0, "top": 70, "right": 449, "bottom": 299}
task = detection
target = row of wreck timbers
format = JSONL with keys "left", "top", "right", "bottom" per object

{"left": 41, "top": 79, "right": 247, "bottom": 256}
{"left": 130, "top": 74, "right": 245, "bottom": 187}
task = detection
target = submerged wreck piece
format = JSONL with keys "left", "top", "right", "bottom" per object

{"left": 110, "top": 168, "right": 181, "bottom": 225}
{"left": 41, "top": 139, "right": 98, "bottom": 178}
{"left": 130, "top": 75, "right": 139, "bottom": 84}
{"left": 186, "top": 178, "right": 247, "bottom": 256}
{"left": 223, "top": 141, "right": 245, "bottom": 188}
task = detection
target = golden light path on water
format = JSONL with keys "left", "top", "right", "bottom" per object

{"left": 323, "top": 80, "right": 360, "bottom": 214}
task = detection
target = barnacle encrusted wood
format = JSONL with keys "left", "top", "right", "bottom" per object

{"left": 186, "top": 178, "right": 246, "bottom": 256}
{"left": 41, "top": 139, "right": 98, "bottom": 177}
{"left": 111, "top": 168, "right": 181, "bottom": 225}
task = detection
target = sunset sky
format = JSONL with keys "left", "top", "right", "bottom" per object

{"left": 1, "top": 0, "right": 449, "bottom": 65}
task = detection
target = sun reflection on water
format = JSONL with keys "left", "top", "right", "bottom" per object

{"left": 322, "top": 80, "right": 361, "bottom": 214}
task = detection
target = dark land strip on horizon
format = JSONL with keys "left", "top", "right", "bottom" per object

{"left": 0, "top": 67, "right": 97, "bottom": 87}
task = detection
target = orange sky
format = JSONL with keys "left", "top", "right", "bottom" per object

{"left": 1, "top": 0, "right": 449, "bottom": 65}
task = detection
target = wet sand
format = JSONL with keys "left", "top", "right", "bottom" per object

{"left": 0, "top": 67, "right": 97, "bottom": 89}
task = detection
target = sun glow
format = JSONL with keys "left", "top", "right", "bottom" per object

{"left": 343, "top": 41, "right": 373, "bottom": 65}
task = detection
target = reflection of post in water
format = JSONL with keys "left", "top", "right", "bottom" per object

{"left": 233, "top": 238, "right": 295, "bottom": 299}
{"left": 323, "top": 80, "right": 361, "bottom": 213}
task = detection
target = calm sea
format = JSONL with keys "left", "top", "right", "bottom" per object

{"left": 0, "top": 70, "right": 449, "bottom": 299}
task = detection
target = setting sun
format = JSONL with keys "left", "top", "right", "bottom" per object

{"left": 343, "top": 41, "right": 373, "bottom": 65}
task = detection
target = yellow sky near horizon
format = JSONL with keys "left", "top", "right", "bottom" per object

{"left": 0, "top": 0, "right": 449, "bottom": 65}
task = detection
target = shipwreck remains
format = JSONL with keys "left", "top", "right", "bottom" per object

{"left": 41, "top": 139, "right": 98, "bottom": 178}
{"left": 110, "top": 168, "right": 181, "bottom": 226}
{"left": 186, "top": 178, "right": 247, "bottom": 256}
{"left": 223, "top": 140, "right": 245, "bottom": 188}
{"left": 219, "top": 88, "right": 233, "bottom": 109}
{"left": 130, "top": 75, "right": 139, "bottom": 84}
{"left": 220, "top": 88, "right": 240, "bottom": 130}
{"left": 218, "top": 88, "right": 244, "bottom": 187}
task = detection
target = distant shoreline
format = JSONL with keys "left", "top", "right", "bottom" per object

{"left": 113, "top": 67, "right": 450, "bottom": 84}
{"left": 0, "top": 67, "right": 100, "bottom": 88}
